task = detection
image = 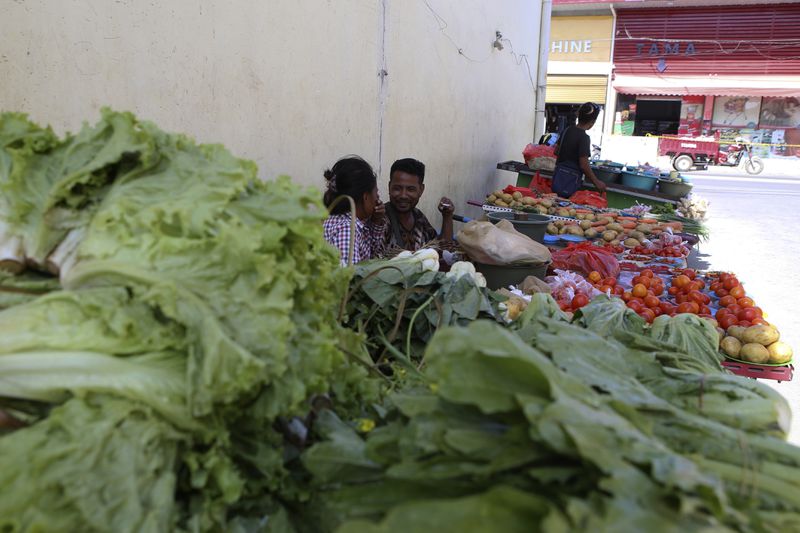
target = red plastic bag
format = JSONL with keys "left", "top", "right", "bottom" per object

{"left": 532, "top": 172, "right": 552, "bottom": 194}
{"left": 570, "top": 190, "right": 608, "bottom": 208}
{"left": 550, "top": 242, "right": 620, "bottom": 279}
{"left": 503, "top": 185, "right": 536, "bottom": 198}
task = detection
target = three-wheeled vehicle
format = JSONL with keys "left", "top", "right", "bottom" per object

{"left": 658, "top": 135, "right": 764, "bottom": 175}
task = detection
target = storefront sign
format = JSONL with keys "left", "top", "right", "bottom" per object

{"left": 678, "top": 95, "right": 705, "bottom": 136}
{"left": 711, "top": 96, "right": 762, "bottom": 128}
{"left": 549, "top": 16, "right": 613, "bottom": 62}
{"left": 635, "top": 42, "right": 696, "bottom": 57}
{"left": 759, "top": 97, "right": 800, "bottom": 129}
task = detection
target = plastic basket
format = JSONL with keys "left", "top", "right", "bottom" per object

{"left": 621, "top": 171, "right": 658, "bottom": 191}
{"left": 658, "top": 180, "right": 693, "bottom": 198}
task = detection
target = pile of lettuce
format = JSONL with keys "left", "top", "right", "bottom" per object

{"left": 0, "top": 110, "right": 375, "bottom": 530}
{"left": 300, "top": 297, "right": 800, "bottom": 532}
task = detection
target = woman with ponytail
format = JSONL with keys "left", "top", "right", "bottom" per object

{"left": 322, "top": 156, "right": 386, "bottom": 266}
{"left": 552, "top": 102, "right": 607, "bottom": 197}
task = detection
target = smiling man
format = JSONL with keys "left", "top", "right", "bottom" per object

{"left": 382, "top": 158, "right": 454, "bottom": 252}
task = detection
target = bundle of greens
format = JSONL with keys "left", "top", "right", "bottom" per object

{"left": 301, "top": 298, "right": 799, "bottom": 532}
{"left": 0, "top": 110, "right": 375, "bottom": 531}
{"left": 342, "top": 256, "right": 502, "bottom": 363}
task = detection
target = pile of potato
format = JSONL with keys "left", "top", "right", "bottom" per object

{"left": 486, "top": 190, "right": 554, "bottom": 212}
{"left": 719, "top": 324, "right": 793, "bottom": 365}
{"left": 545, "top": 212, "right": 660, "bottom": 248}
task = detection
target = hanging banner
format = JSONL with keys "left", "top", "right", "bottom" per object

{"left": 678, "top": 96, "right": 705, "bottom": 136}
{"left": 711, "top": 96, "right": 762, "bottom": 128}
{"left": 758, "top": 97, "right": 800, "bottom": 129}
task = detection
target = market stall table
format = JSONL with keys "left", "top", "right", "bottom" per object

{"left": 497, "top": 160, "right": 681, "bottom": 210}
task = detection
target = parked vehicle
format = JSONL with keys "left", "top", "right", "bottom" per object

{"left": 658, "top": 135, "right": 764, "bottom": 175}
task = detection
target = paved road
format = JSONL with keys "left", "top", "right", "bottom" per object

{"left": 684, "top": 165, "right": 800, "bottom": 444}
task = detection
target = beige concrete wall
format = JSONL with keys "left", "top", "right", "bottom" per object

{"left": 1, "top": 0, "right": 541, "bottom": 224}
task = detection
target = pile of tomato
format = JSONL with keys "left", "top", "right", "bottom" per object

{"left": 664, "top": 269, "right": 713, "bottom": 317}
{"left": 620, "top": 269, "right": 671, "bottom": 323}
{"left": 630, "top": 244, "right": 689, "bottom": 258}
{"left": 710, "top": 273, "right": 767, "bottom": 329}
{"left": 587, "top": 271, "right": 625, "bottom": 298}
{"left": 602, "top": 243, "right": 625, "bottom": 254}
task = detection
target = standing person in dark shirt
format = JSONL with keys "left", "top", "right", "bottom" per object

{"left": 553, "top": 102, "right": 607, "bottom": 195}
{"left": 382, "top": 158, "right": 454, "bottom": 252}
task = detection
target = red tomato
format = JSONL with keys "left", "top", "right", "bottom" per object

{"left": 571, "top": 294, "right": 590, "bottom": 309}
{"left": 659, "top": 302, "right": 675, "bottom": 315}
{"left": 752, "top": 317, "right": 769, "bottom": 326}
{"left": 718, "top": 314, "right": 738, "bottom": 329}
{"left": 632, "top": 284, "right": 648, "bottom": 298}
{"left": 738, "top": 308, "right": 758, "bottom": 322}
{"left": 673, "top": 275, "right": 691, "bottom": 288}
{"left": 627, "top": 300, "right": 643, "bottom": 313}
{"left": 729, "top": 286, "right": 746, "bottom": 299}
{"left": 719, "top": 272, "right": 731, "bottom": 282}
{"left": 699, "top": 305, "right": 711, "bottom": 315}
{"left": 715, "top": 288, "right": 729, "bottom": 298}
{"left": 687, "top": 281, "right": 703, "bottom": 293}
{"left": 560, "top": 302, "right": 571, "bottom": 312}
{"left": 622, "top": 291, "right": 633, "bottom": 302}
{"left": 603, "top": 277, "right": 617, "bottom": 288}
{"left": 668, "top": 286, "right": 679, "bottom": 296}
{"left": 644, "top": 295, "right": 661, "bottom": 309}
{"left": 614, "top": 285, "right": 625, "bottom": 296}
{"left": 737, "top": 297, "right": 755, "bottom": 308}
{"left": 738, "top": 320, "right": 752, "bottom": 328}
{"left": 676, "top": 294, "right": 687, "bottom": 304}
{"left": 588, "top": 271, "right": 602, "bottom": 283}
{"left": 676, "top": 302, "right": 698, "bottom": 314}
{"left": 726, "top": 304, "right": 742, "bottom": 316}
{"left": 751, "top": 306, "right": 764, "bottom": 318}
{"left": 688, "top": 290, "right": 705, "bottom": 304}
{"left": 641, "top": 269, "right": 654, "bottom": 279}
{"left": 710, "top": 281, "right": 721, "bottom": 292}
{"left": 719, "top": 295, "right": 736, "bottom": 307}
{"left": 651, "top": 284, "right": 664, "bottom": 296}
{"left": 639, "top": 308, "right": 656, "bottom": 323}
{"left": 723, "top": 277, "right": 739, "bottom": 290}
{"left": 715, "top": 308, "right": 730, "bottom": 321}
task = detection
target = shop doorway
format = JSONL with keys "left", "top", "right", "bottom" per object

{"left": 634, "top": 99, "right": 681, "bottom": 136}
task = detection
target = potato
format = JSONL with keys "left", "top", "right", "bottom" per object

{"left": 580, "top": 220, "right": 592, "bottom": 230}
{"left": 629, "top": 230, "right": 646, "bottom": 242}
{"left": 540, "top": 199, "right": 553, "bottom": 208}
{"left": 556, "top": 208, "right": 571, "bottom": 217}
{"left": 767, "top": 342, "right": 793, "bottom": 364}
{"left": 584, "top": 228, "right": 598, "bottom": 239}
{"left": 493, "top": 189, "right": 504, "bottom": 198}
{"left": 726, "top": 325, "right": 746, "bottom": 341}
{"left": 546, "top": 223, "right": 559, "bottom": 235}
{"left": 522, "top": 196, "right": 535, "bottom": 206}
{"left": 716, "top": 327, "right": 726, "bottom": 344}
{"left": 495, "top": 200, "right": 508, "bottom": 207}
{"left": 554, "top": 220, "right": 565, "bottom": 229}
{"left": 602, "top": 230, "right": 618, "bottom": 242}
{"left": 536, "top": 205, "right": 548, "bottom": 214}
{"left": 598, "top": 217, "right": 614, "bottom": 225}
{"left": 501, "top": 193, "right": 514, "bottom": 203}
{"left": 636, "top": 223, "right": 653, "bottom": 234}
{"left": 565, "top": 225, "right": 584, "bottom": 236}
{"left": 512, "top": 191, "right": 523, "bottom": 200}
{"left": 559, "top": 226, "right": 570, "bottom": 235}
{"left": 568, "top": 208, "right": 577, "bottom": 217}
{"left": 741, "top": 325, "right": 780, "bottom": 346}
{"left": 623, "top": 238, "right": 640, "bottom": 248}
{"left": 487, "top": 194, "right": 497, "bottom": 203}
{"left": 720, "top": 336, "right": 742, "bottom": 357}
{"left": 607, "top": 222, "right": 624, "bottom": 232}
{"left": 610, "top": 239, "right": 621, "bottom": 246}
{"left": 740, "top": 343, "right": 770, "bottom": 364}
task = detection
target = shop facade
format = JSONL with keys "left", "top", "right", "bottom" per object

{"left": 610, "top": 3, "right": 800, "bottom": 158}
{"left": 545, "top": 14, "right": 615, "bottom": 148}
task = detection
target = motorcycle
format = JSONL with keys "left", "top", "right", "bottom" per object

{"left": 717, "top": 138, "right": 764, "bottom": 175}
